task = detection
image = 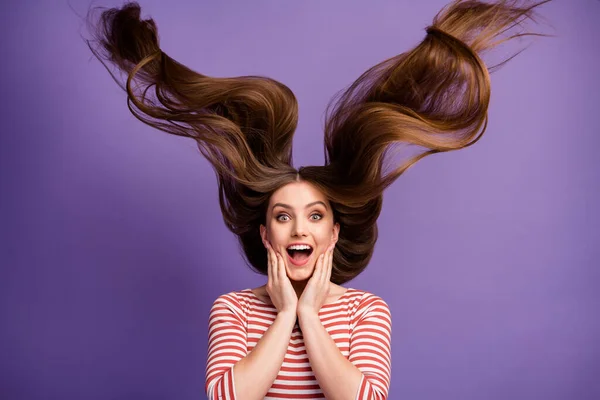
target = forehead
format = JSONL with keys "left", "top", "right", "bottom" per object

{"left": 269, "top": 181, "right": 327, "bottom": 207}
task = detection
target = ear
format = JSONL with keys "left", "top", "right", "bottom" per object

{"left": 331, "top": 222, "right": 340, "bottom": 244}
{"left": 260, "top": 224, "right": 268, "bottom": 246}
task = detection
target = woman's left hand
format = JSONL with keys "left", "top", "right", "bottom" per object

{"left": 297, "top": 243, "right": 335, "bottom": 317}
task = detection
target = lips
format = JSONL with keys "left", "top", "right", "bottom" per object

{"left": 286, "top": 243, "right": 314, "bottom": 267}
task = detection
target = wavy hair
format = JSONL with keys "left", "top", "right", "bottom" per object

{"left": 84, "top": 0, "right": 551, "bottom": 284}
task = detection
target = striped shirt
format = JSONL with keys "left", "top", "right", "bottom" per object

{"left": 205, "top": 287, "right": 392, "bottom": 399}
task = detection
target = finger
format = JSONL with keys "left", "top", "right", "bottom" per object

{"left": 265, "top": 242, "right": 274, "bottom": 279}
{"left": 276, "top": 252, "right": 287, "bottom": 280}
{"left": 320, "top": 246, "right": 331, "bottom": 281}
{"left": 321, "top": 249, "right": 330, "bottom": 281}
{"left": 325, "top": 247, "right": 333, "bottom": 282}
{"left": 267, "top": 245, "right": 274, "bottom": 284}
{"left": 270, "top": 246, "right": 279, "bottom": 285}
{"left": 316, "top": 252, "right": 325, "bottom": 280}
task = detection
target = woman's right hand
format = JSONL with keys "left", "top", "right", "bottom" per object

{"left": 264, "top": 241, "right": 298, "bottom": 315}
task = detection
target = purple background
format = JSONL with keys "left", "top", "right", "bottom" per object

{"left": 1, "top": 1, "right": 598, "bottom": 399}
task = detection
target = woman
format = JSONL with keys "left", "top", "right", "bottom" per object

{"left": 85, "top": 0, "right": 549, "bottom": 398}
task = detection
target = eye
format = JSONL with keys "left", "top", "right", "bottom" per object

{"left": 310, "top": 213, "right": 323, "bottom": 221}
{"left": 276, "top": 214, "right": 290, "bottom": 222}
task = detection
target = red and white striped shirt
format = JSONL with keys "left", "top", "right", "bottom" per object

{"left": 205, "top": 287, "right": 392, "bottom": 399}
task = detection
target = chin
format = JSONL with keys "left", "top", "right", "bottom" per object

{"left": 285, "top": 263, "right": 315, "bottom": 281}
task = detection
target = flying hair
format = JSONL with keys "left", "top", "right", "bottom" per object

{"left": 84, "top": 0, "right": 552, "bottom": 283}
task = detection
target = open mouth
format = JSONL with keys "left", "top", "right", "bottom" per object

{"left": 286, "top": 244, "right": 314, "bottom": 266}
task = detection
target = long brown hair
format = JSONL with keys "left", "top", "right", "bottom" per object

{"left": 84, "top": 0, "right": 551, "bottom": 284}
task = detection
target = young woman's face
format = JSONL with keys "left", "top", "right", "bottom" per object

{"left": 260, "top": 180, "right": 339, "bottom": 282}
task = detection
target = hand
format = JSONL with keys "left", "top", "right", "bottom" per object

{"left": 264, "top": 240, "right": 298, "bottom": 315}
{"left": 297, "top": 243, "right": 335, "bottom": 317}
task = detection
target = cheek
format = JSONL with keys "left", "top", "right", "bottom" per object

{"left": 267, "top": 223, "right": 288, "bottom": 244}
{"left": 314, "top": 224, "right": 334, "bottom": 243}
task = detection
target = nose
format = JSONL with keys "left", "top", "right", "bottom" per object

{"left": 291, "top": 219, "right": 308, "bottom": 237}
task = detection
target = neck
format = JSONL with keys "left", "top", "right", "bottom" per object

{"left": 291, "top": 279, "right": 334, "bottom": 299}
{"left": 290, "top": 279, "right": 309, "bottom": 299}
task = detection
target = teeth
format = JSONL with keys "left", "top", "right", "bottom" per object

{"left": 287, "top": 244, "right": 312, "bottom": 251}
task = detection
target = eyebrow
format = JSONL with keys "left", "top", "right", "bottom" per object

{"left": 272, "top": 201, "right": 328, "bottom": 211}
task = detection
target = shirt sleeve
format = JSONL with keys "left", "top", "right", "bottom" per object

{"left": 205, "top": 293, "right": 248, "bottom": 400}
{"left": 349, "top": 294, "right": 392, "bottom": 400}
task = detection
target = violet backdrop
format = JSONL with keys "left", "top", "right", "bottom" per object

{"left": 1, "top": 0, "right": 598, "bottom": 399}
